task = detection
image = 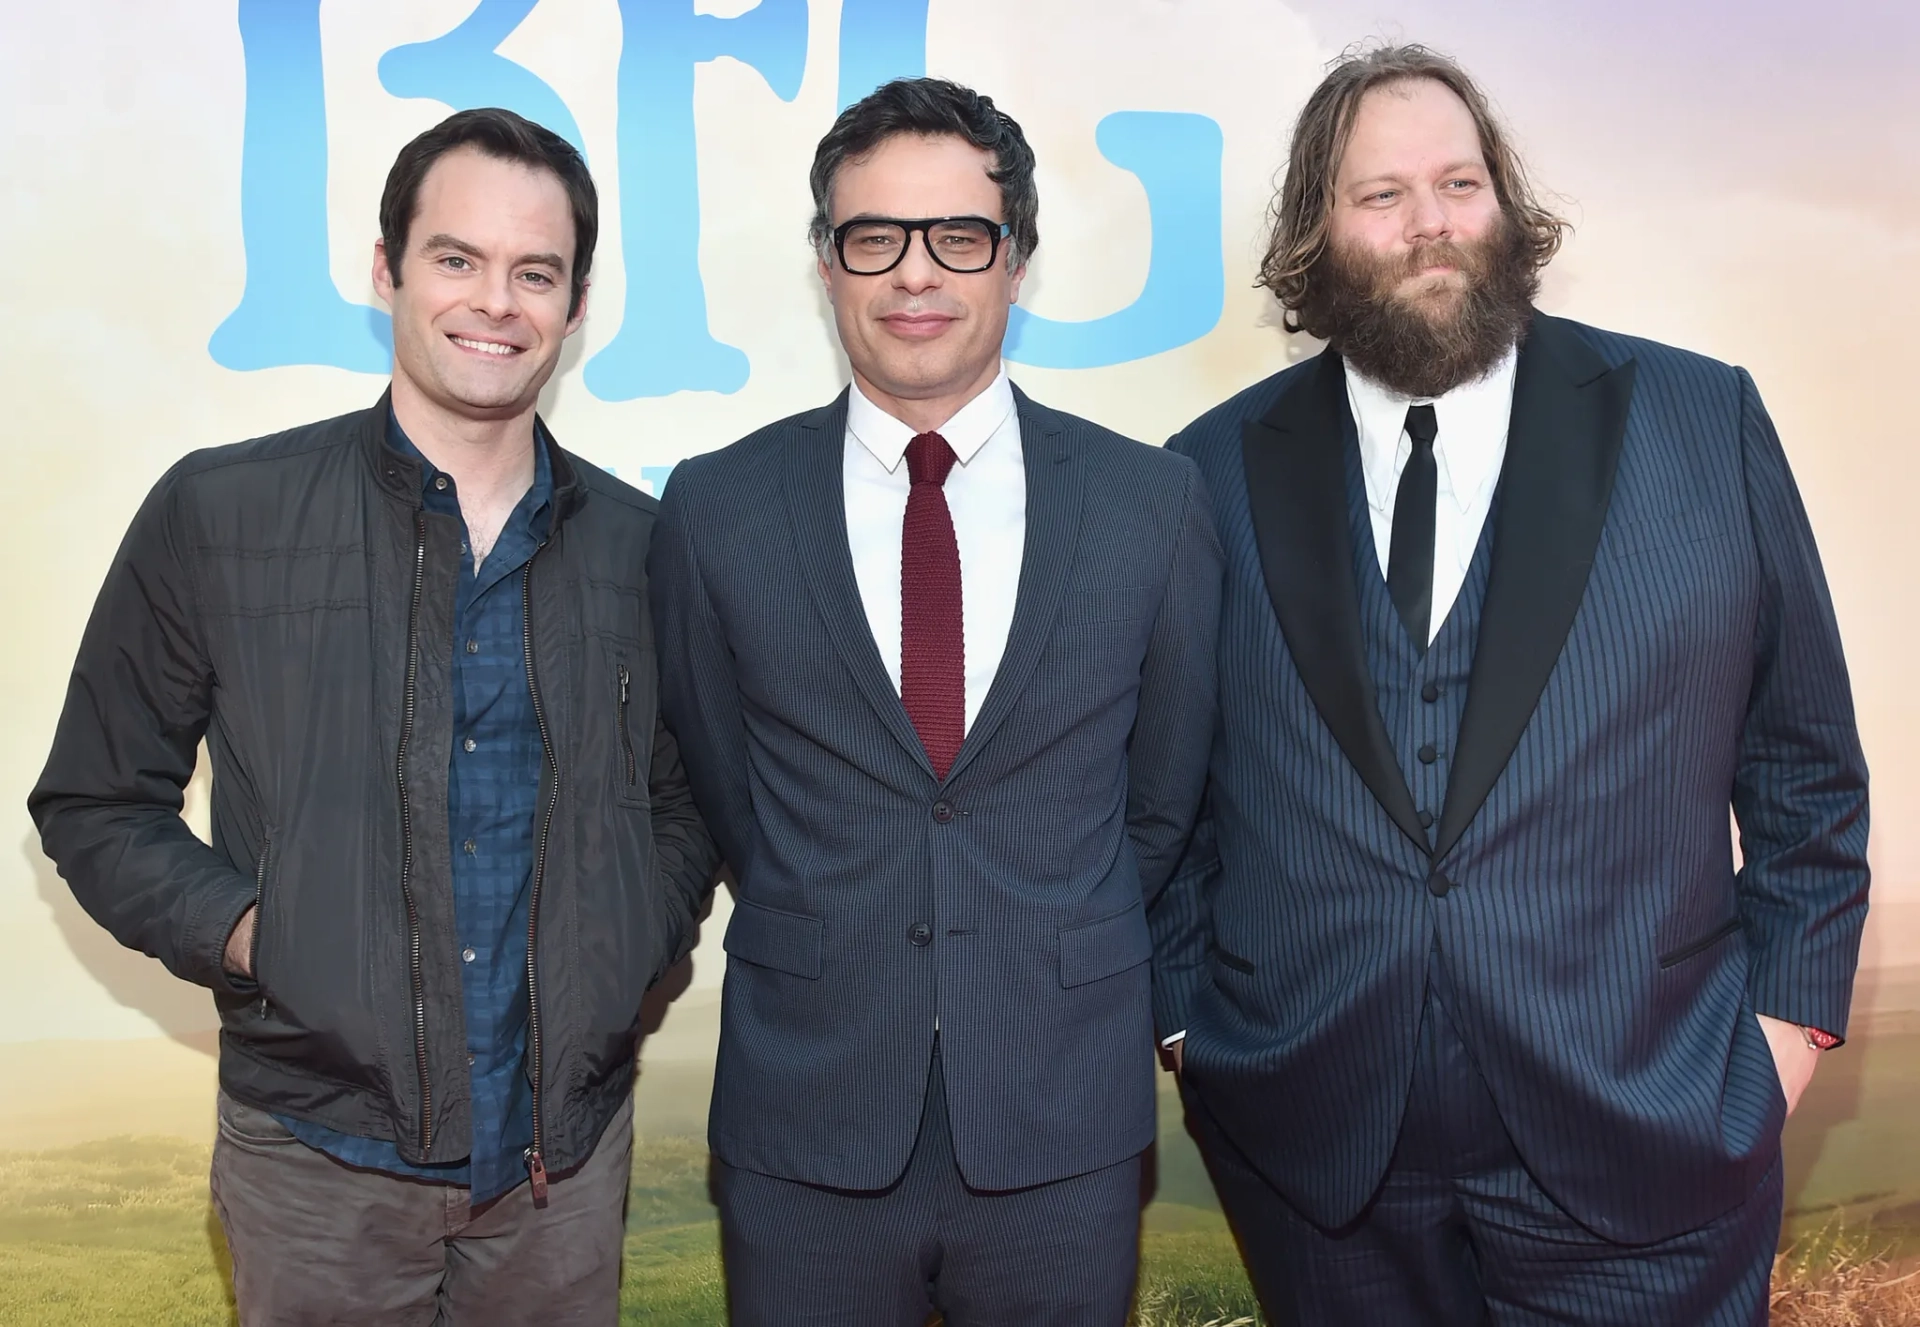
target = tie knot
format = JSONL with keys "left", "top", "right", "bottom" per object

{"left": 1403, "top": 404, "right": 1438, "bottom": 452}
{"left": 906, "top": 431, "right": 958, "bottom": 487}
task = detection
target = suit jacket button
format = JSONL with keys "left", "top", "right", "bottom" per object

{"left": 908, "top": 922, "right": 933, "bottom": 947}
{"left": 931, "top": 801, "right": 956, "bottom": 824}
{"left": 1428, "top": 872, "right": 1453, "bottom": 898}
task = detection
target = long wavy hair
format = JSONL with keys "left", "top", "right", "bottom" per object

{"left": 1260, "top": 45, "right": 1568, "bottom": 337}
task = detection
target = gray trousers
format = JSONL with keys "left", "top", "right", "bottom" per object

{"left": 209, "top": 1090, "right": 632, "bottom": 1326}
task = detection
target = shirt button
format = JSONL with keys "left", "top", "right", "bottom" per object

{"left": 434, "top": 476, "right": 449, "bottom": 491}
{"left": 1417, "top": 810, "right": 1434, "bottom": 830}
{"left": 462, "top": 947, "right": 477, "bottom": 963}
{"left": 463, "top": 737, "right": 477, "bottom": 753}
{"left": 463, "top": 839, "right": 476, "bottom": 855}
{"left": 931, "top": 801, "right": 955, "bottom": 824}
{"left": 1417, "top": 743, "right": 1438, "bottom": 765}
{"left": 1422, "top": 682, "right": 1441, "bottom": 703}
{"left": 908, "top": 922, "right": 933, "bottom": 947}
{"left": 467, "top": 1052, "right": 476, "bottom": 1066}
{"left": 466, "top": 639, "right": 479, "bottom": 654}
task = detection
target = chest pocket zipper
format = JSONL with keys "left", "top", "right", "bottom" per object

{"left": 617, "top": 664, "right": 638, "bottom": 788}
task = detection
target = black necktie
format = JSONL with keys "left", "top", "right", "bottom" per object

{"left": 1387, "top": 403, "right": 1438, "bottom": 652}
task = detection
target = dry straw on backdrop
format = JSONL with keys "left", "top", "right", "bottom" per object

{"left": 1772, "top": 1233, "right": 1920, "bottom": 1327}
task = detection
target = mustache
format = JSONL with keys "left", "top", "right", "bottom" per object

{"left": 1382, "top": 239, "right": 1483, "bottom": 285}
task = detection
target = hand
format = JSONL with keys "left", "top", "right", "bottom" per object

{"left": 1755, "top": 1012, "right": 1820, "bottom": 1116}
{"left": 224, "top": 905, "right": 257, "bottom": 979}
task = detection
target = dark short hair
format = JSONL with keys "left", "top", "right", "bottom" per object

{"left": 1260, "top": 44, "right": 1567, "bottom": 336}
{"left": 808, "top": 78, "right": 1039, "bottom": 268}
{"left": 379, "top": 107, "right": 598, "bottom": 318}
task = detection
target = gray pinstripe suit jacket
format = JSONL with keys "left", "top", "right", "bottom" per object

{"left": 1153, "top": 313, "right": 1869, "bottom": 1243}
{"left": 651, "top": 386, "right": 1223, "bottom": 1192}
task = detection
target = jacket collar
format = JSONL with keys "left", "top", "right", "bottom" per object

{"left": 360, "top": 387, "right": 585, "bottom": 525}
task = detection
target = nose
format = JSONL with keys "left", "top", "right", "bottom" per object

{"left": 890, "top": 232, "right": 946, "bottom": 295}
{"left": 471, "top": 267, "right": 519, "bottom": 322}
{"left": 1405, "top": 187, "right": 1451, "bottom": 244}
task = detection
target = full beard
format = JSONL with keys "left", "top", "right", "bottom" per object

{"left": 1307, "top": 217, "right": 1539, "bottom": 399}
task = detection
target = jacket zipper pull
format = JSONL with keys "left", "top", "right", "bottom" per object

{"left": 618, "top": 665, "right": 630, "bottom": 706}
{"left": 527, "top": 1148, "right": 549, "bottom": 1207}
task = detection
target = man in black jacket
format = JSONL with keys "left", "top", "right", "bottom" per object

{"left": 29, "top": 108, "right": 716, "bottom": 1324}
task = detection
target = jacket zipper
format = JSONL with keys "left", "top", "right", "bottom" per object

{"left": 395, "top": 512, "right": 434, "bottom": 1155}
{"left": 617, "top": 664, "right": 636, "bottom": 787}
{"left": 522, "top": 545, "right": 558, "bottom": 1203}
{"left": 250, "top": 832, "right": 271, "bottom": 1017}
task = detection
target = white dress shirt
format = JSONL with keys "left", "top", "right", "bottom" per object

{"left": 844, "top": 367, "right": 1025, "bottom": 732}
{"left": 1346, "top": 346, "right": 1519, "bottom": 645}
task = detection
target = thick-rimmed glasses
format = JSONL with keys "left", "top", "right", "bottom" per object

{"left": 831, "top": 216, "right": 1012, "bottom": 275}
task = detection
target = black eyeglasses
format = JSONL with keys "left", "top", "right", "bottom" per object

{"left": 831, "top": 216, "right": 1012, "bottom": 275}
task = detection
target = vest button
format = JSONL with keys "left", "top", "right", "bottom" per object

{"left": 908, "top": 922, "right": 933, "bottom": 947}
{"left": 1417, "top": 810, "right": 1434, "bottom": 830}
{"left": 1422, "top": 682, "right": 1441, "bottom": 703}
{"left": 1428, "top": 872, "right": 1453, "bottom": 898}
{"left": 1417, "top": 743, "right": 1438, "bottom": 765}
{"left": 932, "top": 801, "right": 956, "bottom": 824}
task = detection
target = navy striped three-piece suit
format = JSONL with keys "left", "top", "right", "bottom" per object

{"left": 651, "top": 386, "right": 1222, "bottom": 1323}
{"left": 1153, "top": 313, "right": 1870, "bottom": 1324}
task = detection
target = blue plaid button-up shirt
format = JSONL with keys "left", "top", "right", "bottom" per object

{"left": 277, "top": 415, "right": 553, "bottom": 1203}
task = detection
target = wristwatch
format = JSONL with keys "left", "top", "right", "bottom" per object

{"left": 1801, "top": 1025, "right": 1841, "bottom": 1051}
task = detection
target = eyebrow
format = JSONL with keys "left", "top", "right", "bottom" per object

{"left": 417, "top": 233, "right": 566, "bottom": 270}
{"left": 1346, "top": 160, "right": 1488, "bottom": 190}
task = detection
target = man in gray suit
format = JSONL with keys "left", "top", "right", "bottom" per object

{"left": 650, "top": 78, "right": 1222, "bottom": 1324}
{"left": 1156, "top": 45, "right": 1870, "bottom": 1326}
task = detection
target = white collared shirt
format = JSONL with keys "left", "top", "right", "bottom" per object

{"left": 844, "top": 368, "right": 1025, "bottom": 731}
{"left": 1345, "top": 346, "right": 1519, "bottom": 644}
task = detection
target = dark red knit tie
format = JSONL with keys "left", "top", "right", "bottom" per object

{"left": 901, "top": 431, "right": 965, "bottom": 779}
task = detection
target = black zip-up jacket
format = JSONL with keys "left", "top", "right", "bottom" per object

{"left": 29, "top": 394, "right": 719, "bottom": 1180}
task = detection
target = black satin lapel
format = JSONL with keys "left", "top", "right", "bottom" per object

{"left": 944, "top": 389, "right": 1083, "bottom": 785}
{"left": 784, "top": 395, "right": 934, "bottom": 776}
{"left": 1435, "top": 318, "right": 1636, "bottom": 858}
{"left": 1244, "top": 353, "right": 1428, "bottom": 854}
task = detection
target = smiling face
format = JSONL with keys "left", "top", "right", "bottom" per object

{"left": 372, "top": 148, "right": 585, "bottom": 425}
{"left": 819, "top": 133, "right": 1023, "bottom": 427}
{"left": 1328, "top": 77, "right": 1503, "bottom": 319}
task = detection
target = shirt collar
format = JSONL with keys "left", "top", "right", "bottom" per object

{"left": 1345, "top": 345, "right": 1518, "bottom": 515}
{"left": 386, "top": 409, "right": 554, "bottom": 526}
{"left": 846, "top": 367, "right": 1017, "bottom": 474}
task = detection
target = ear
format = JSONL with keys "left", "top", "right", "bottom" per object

{"left": 372, "top": 239, "right": 396, "bottom": 306}
{"left": 1007, "top": 255, "right": 1026, "bottom": 306}
{"left": 565, "top": 279, "right": 590, "bottom": 337}
{"left": 816, "top": 247, "right": 834, "bottom": 296}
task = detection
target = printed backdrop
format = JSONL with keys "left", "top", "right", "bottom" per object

{"left": 1, "top": 1, "right": 1915, "bottom": 1321}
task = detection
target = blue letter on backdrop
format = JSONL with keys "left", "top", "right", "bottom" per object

{"left": 583, "top": 0, "right": 808, "bottom": 400}
{"left": 378, "top": 0, "right": 585, "bottom": 154}
{"left": 210, "top": 0, "right": 390, "bottom": 373}
{"left": 836, "top": 0, "right": 931, "bottom": 110}
{"left": 1005, "top": 113, "right": 1224, "bottom": 369}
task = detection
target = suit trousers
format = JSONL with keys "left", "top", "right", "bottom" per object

{"left": 716, "top": 1042, "right": 1143, "bottom": 1326}
{"left": 209, "top": 1090, "right": 632, "bottom": 1326}
{"left": 1186, "top": 972, "right": 1781, "bottom": 1327}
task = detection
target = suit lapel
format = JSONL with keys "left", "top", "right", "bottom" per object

{"left": 1434, "top": 315, "right": 1637, "bottom": 859}
{"left": 1244, "top": 352, "right": 1428, "bottom": 854}
{"left": 943, "top": 387, "right": 1084, "bottom": 786}
{"left": 784, "top": 391, "right": 936, "bottom": 777}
